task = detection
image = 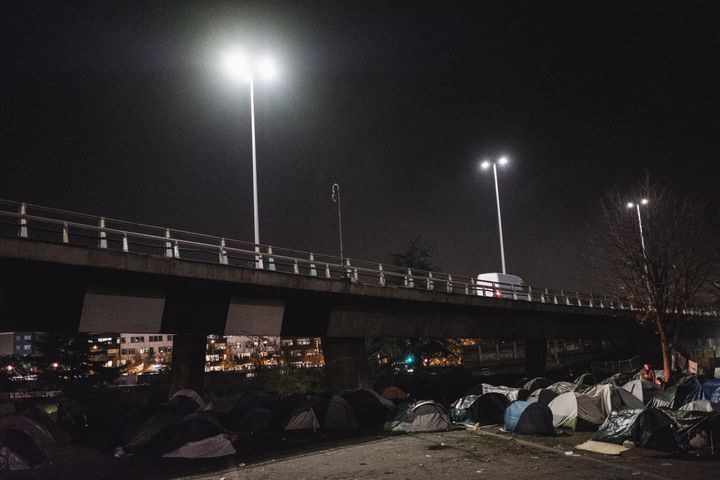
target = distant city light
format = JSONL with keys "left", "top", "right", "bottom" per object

{"left": 51, "top": 362, "right": 59, "bottom": 369}
{"left": 405, "top": 354, "right": 415, "bottom": 364}
{"left": 5, "top": 365, "right": 13, "bottom": 371}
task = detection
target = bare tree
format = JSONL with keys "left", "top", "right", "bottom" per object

{"left": 601, "top": 179, "right": 718, "bottom": 381}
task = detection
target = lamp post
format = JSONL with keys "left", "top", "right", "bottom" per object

{"left": 331, "top": 183, "right": 344, "bottom": 272}
{"left": 222, "top": 50, "right": 278, "bottom": 268}
{"left": 480, "top": 157, "right": 509, "bottom": 274}
{"left": 627, "top": 198, "right": 649, "bottom": 261}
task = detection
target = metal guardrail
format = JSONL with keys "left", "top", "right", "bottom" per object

{"left": 0, "top": 199, "right": 717, "bottom": 316}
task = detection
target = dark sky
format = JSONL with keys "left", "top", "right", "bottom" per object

{"left": 2, "top": 1, "right": 719, "bottom": 290}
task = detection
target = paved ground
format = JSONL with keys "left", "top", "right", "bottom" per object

{"left": 178, "top": 428, "right": 719, "bottom": 480}
{"left": 6, "top": 428, "right": 720, "bottom": 480}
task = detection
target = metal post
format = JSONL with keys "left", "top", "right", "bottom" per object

{"left": 164, "top": 229, "right": 173, "bottom": 257}
{"left": 249, "top": 75, "right": 263, "bottom": 269}
{"left": 331, "top": 183, "right": 344, "bottom": 270}
{"left": 309, "top": 253, "right": 317, "bottom": 277}
{"left": 18, "top": 203, "right": 28, "bottom": 238}
{"left": 267, "top": 246, "right": 275, "bottom": 271}
{"left": 99, "top": 217, "right": 107, "bottom": 249}
{"left": 122, "top": 233, "right": 129, "bottom": 252}
{"left": 62, "top": 222, "right": 69, "bottom": 243}
{"left": 492, "top": 163, "right": 507, "bottom": 274}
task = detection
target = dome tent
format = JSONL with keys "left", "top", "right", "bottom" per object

{"left": 547, "top": 392, "right": 605, "bottom": 429}
{"left": 451, "top": 393, "right": 509, "bottom": 426}
{"left": 504, "top": 401, "right": 554, "bottom": 436}
{"left": 384, "top": 401, "right": 451, "bottom": 433}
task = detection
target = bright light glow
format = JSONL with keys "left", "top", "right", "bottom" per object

{"left": 627, "top": 202, "right": 635, "bottom": 209}
{"left": 222, "top": 49, "right": 251, "bottom": 83}
{"left": 480, "top": 160, "right": 491, "bottom": 170}
{"left": 498, "top": 156, "right": 509, "bottom": 166}
{"left": 5, "top": 365, "right": 12, "bottom": 371}
{"left": 641, "top": 198, "right": 649, "bottom": 205}
{"left": 222, "top": 49, "right": 278, "bottom": 83}
{"left": 257, "top": 56, "right": 278, "bottom": 81}
{"left": 51, "top": 362, "right": 59, "bottom": 369}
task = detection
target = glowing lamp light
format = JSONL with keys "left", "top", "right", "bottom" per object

{"left": 498, "top": 156, "right": 509, "bottom": 166}
{"left": 405, "top": 354, "right": 415, "bottom": 364}
{"left": 480, "top": 160, "right": 491, "bottom": 170}
{"left": 257, "top": 56, "right": 278, "bottom": 80}
{"left": 627, "top": 202, "right": 635, "bottom": 209}
{"left": 641, "top": 198, "right": 649, "bottom": 205}
{"left": 222, "top": 49, "right": 278, "bottom": 83}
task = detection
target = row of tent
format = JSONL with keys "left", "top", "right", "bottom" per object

{"left": 446, "top": 373, "right": 720, "bottom": 452}
{"left": 0, "top": 387, "right": 403, "bottom": 470}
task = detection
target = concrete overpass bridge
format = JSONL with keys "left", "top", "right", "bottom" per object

{"left": 1, "top": 200, "right": 717, "bottom": 391}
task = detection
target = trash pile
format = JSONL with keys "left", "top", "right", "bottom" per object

{"left": 448, "top": 372, "right": 720, "bottom": 454}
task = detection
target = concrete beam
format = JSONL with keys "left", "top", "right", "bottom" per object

{"left": 168, "top": 334, "right": 207, "bottom": 396}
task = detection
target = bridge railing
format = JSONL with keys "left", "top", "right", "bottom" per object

{"left": 1, "top": 199, "right": 717, "bottom": 317}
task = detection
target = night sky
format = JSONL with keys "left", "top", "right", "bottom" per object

{"left": 2, "top": 1, "right": 719, "bottom": 291}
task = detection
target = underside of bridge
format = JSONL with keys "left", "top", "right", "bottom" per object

{"left": 4, "top": 238, "right": 715, "bottom": 392}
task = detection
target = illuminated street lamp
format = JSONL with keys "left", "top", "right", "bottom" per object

{"left": 627, "top": 198, "right": 649, "bottom": 259}
{"left": 221, "top": 49, "right": 279, "bottom": 268}
{"left": 480, "top": 156, "right": 510, "bottom": 274}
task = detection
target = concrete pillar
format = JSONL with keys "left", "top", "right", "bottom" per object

{"left": 169, "top": 334, "right": 206, "bottom": 396}
{"left": 524, "top": 337, "right": 547, "bottom": 378}
{"left": 322, "top": 337, "right": 370, "bottom": 390}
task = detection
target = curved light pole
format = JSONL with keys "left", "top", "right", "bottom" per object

{"left": 221, "top": 50, "right": 278, "bottom": 268}
{"left": 480, "top": 156, "right": 509, "bottom": 274}
{"left": 331, "top": 183, "right": 344, "bottom": 271}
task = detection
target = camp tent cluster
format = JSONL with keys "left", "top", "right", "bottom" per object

{"left": 448, "top": 373, "right": 720, "bottom": 451}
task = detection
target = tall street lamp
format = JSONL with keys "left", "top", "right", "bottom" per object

{"left": 480, "top": 156, "right": 509, "bottom": 274}
{"left": 627, "top": 198, "right": 649, "bottom": 260}
{"left": 331, "top": 183, "right": 344, "bottom": 271}
{"left": 221, "top": 49, "right": 278, "bottom": 268}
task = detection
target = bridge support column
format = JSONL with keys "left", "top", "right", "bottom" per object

{"left": 524, "top": 337, "right": 547, "bottom": 378}
{"left": 322, "top": 337, "right": 370, "bottom": 390}
{"left": 169, "top": 334, "right": 206, "bottom": 396}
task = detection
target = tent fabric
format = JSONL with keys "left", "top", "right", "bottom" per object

{"left": 680, "top": 400, "right": 719, "bottom": 413}
{"left": 161, "top": 433, "right": 236, "bottom": 458}
{"left": 574, "top": 373, "right": 596, "bottom": 387}
{"left": 381, "top": 386, "right": 409, "bottom": 402}
{"left": 236, "top": 407, "right": 273, "bottom": 433}
{"left": 0, "top": 414, "right": 58, "bottom": 455}
{"left": 546, "top": 382, "right": 578, "bottom": 394}
{"left": 285, "top": 408, "right": 320, "bottom": 432}
{"left": 469, "top": 384, "right": 523, "bottom": 401}
{"left": 615, "top": 388, "right": 645, "bottom": 410}
{"left": 622, "top": 380, "right": 644, "bottom": 403}
{"left": 526, "top": 389, "right": 559, "bottom": 406}
{"left": 0, "top": 430, "right": 46, "bottom": 469}
{"left": 385, "top": 401, "right": 451, "bottom": 433}
{"left": 461, "top": 393, "right": 510, "bottom": 426}
{"left": 449, "top": 395, "right": 480, "bottom": 422}
{"left": 124, "top": 410, "right": 182, "bottom": 456}
{"left": 523, "top": 378, "right": 553, "bottom": 391}
{"left": 548, "top": 393, "right": 577, "bottom": 429}
{"left": 169, "top": 389, "right": 205, "bottom": 416}
{"left": 648, "top": 385, "right": 679, "bottom": 409}
{"left": 323, "top": 396, "right": 358, "bottom": 432}
{"left": 345, "top": 389, "right": 395, "bottom": 430}
{"left": 21, "top": 408, "right": 70, "bottom": 447}
{"left": 161, "top": 412, "right": 227, "bottom": 455}
{"left": 575, "top": 394, "right": 606, "bottom": 426}
{"left": 515, "top": 403, "right": 555, "bottom": 436}
{"left": 593, "top": 408, "right": 684, "bottom": 450}
{"left": 684, "top": 379, "right": 720, "bottom": 405}
{"left": 503, "top": 401, "right": 528, "bottom": 433}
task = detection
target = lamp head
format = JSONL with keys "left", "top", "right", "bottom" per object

{"left": 480, "top": 160, "right": 491, "bottom": 170}
{"left": 641, "top": 198, "right": 649, "bottom": 205}
{"left": 627, "top": 202, "right": 635, "bottom": 209}
{"left": 498, "top": 156, "right": 509, "bottom": 166}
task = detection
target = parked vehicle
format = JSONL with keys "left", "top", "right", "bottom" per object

{"left": 475, "top": 273, "right": 526, "bottom": 299}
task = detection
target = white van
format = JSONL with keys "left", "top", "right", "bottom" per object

{"left": 476, "top": 273, "right": 527, "bottom": 299}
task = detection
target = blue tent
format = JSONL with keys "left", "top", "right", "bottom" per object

{"left": 503, "top": 401, "right": 528, "bottom": 432}
{"left": 684, "top": 378, "right": 720, "bottom": 405}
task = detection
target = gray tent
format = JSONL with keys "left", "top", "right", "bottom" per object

{"left": 323, "top": 395, "right": 358, "bottom": 432}
{"left": 161, "top": 412, "right": 236, "bottom": 459}
{"left": 385, "top": 401, "right": 451, "bottom": 433}
{"left": 547, "top": 392, "right": 606, "bottom": 429}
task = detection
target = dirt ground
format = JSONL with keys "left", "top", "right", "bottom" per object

{"left": 175, "top": 429, "right": 719, "bottom": 480}
{"left": 6, "top": 428, "right": 720, "bottom": 480}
